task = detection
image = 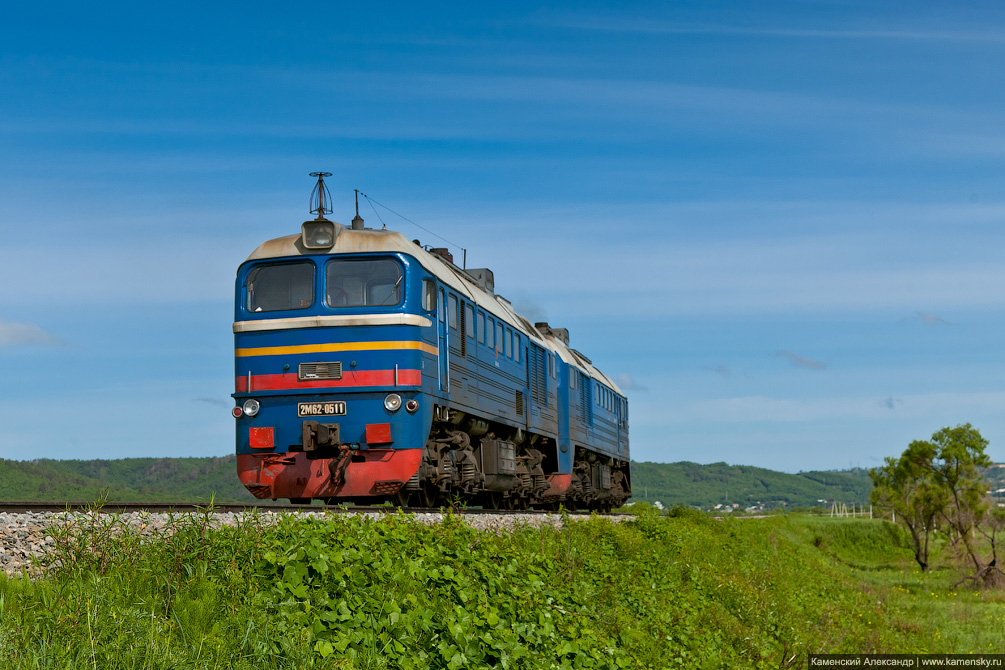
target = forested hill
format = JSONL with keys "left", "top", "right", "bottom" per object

{"left": 0, "top": 455, "right": 873, "bottom": 509}
{"left": 630, "top": 461, "right": 872, "bottom": 510}
{"left": 0, "top": 456, "right": 257, "bottom": 503}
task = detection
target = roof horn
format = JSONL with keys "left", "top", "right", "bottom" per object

{"left": 352, "top": 189, "right": 365, "bottom": 230}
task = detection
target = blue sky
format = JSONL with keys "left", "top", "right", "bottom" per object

{"left": 3, "top": 1, "right": 1005, "bottom": 471}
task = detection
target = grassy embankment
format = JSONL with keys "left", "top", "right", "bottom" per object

{"left": 0, "top": 509, "right": 1001, "bottom": 668}
{"left": 794, "top": 515, "right": 1005, "bottom": 652}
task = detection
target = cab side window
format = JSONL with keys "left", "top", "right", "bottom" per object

{"left": 465, "top": 304, "right": 475, "bottom": 339}
{"left": 423, "top": 278, "right": 437, "bottom": 312}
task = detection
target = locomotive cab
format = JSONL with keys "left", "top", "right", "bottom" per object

{"left": 232, "top": 215, "right": 440, "bottom": 502}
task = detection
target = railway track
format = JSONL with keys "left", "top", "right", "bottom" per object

{"left": 0, "top": 501, "right": 601, "bottom": 515}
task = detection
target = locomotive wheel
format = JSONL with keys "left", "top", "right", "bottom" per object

{"left": 482, "top": 491, "right": 503, "bottom": 510}
{"left": 418, "top": 484, "right": 438, "bottom": 508}
{"left": 393, "top": 490, "right": 412, "bottom": 508}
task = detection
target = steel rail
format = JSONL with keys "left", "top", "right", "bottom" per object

{"left": 0, "top": 501, "right": 601, "bottom": 515}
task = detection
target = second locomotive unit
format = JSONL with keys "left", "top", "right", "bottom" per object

{"left": 232, "top": 174, "right": 630, "bottom": 510}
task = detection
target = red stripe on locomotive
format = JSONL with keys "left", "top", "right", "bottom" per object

{"left": 235, "top": 369, "right": 422, "bottom": 392}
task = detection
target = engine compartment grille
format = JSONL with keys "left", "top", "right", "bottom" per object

{"left": 298, "top": 361, "right": 343, "bottom": 381}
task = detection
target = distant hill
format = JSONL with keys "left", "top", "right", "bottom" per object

{"left": 1, "top": 455, "right": 874, "bottom": 509}
{"left": 4, "top": 456, "right": 1000, "bottom": 512}
{"left": 0, "top": 455, "right": 258, "bottom": 503}
{"left": 629, "top": 461, "right": 873, "bottom": 510}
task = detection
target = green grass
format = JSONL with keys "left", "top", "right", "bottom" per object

{"left": 780, "top": 515, "right": 1005, "bottom": 654}
{"left": 0, "top": 509, "right": 1001, "bottom": 668}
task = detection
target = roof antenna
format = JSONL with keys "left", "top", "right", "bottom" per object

{"left": 310, "top": 172, "right": 333, "bottom": 221}
{"left": 352, "top": 189, "right": 365, "bottom": 230}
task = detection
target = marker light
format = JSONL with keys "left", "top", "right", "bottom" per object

{"left": 232, "top": 406, "right": 243, "bottom": 419}
{"left": 384, "top": 393, "right": 402, "bottom": 412}
{"left": 405, "top": 399, "right": 419, "bottom": 413}
{"left": 243, "top": 399, "right": 261, "bottom": 417}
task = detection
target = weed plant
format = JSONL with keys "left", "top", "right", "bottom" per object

{"left": 0, "top": 509, "right": 1001, "bottom": 669}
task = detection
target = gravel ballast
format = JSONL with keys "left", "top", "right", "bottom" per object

{"left": 0, "top": 509, "right": 597, "bottom": 577}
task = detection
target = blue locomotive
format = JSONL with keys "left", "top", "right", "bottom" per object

{"left": 232, "top": 174, "right": 630, "bottom": 510}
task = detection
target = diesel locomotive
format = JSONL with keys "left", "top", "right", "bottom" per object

{"left": 232, "top": 174, "right": 630, "bottom": 510}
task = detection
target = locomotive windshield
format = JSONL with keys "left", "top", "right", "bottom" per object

{"left": 245, "top": 262, "right": 314, "bottom": 312}
{"left": 326, "top": 258, "right": 403, "bottom": 307}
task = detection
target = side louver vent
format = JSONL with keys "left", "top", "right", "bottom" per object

{"left": 529, "top": 345, "right": 547, "bottom": 406}
{"left": 299, "top": 361, "right": 343, "bottom": 381}
{"left": 515, "top": 390, "right": 524, "bottom": 416}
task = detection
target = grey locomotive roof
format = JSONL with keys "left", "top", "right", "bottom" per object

{"left": 245, "top": 222, "right": 624, "bottom": 396}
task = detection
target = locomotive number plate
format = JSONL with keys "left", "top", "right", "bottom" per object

{"left": 298, "top": 401, "right": 346, "bottom": 417}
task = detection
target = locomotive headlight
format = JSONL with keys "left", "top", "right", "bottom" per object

{"left": 383, "top": 393, "right": 402, "bottom": 412}
{"left": 232, "top": 406, "right": 243, "bottom": 419}
{"left": 405, "top": 399, "right": 419, "bottom": 413}
{"left": 302, "top": 221, "right": 336, "bottom": 249}
{"left": 242, "top": 399, "right": 261, "bottom": 417}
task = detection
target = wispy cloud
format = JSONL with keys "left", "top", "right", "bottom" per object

{"left": 920, "top": 133, "right": 1005, "bottom": 157}
{"left": 677, "top": 391, "right": 1005, "bottom": 424}
{"left": 0, "top": 321, "right": 62, "bottom": 347}
{"left": 902, "top": 311, "right": 950, "bottom": 326}
{"left": 776, "top": 350, "right": 826, "bottom": 371}
{"left": 703, "top": 364, "right": 732, "bottom": 378}
{"left": 0, "top": 240, "right": 239, "bottom": 306}
{"left": 879, "top": 396, "right": 902, "bottom": 410}
{"left": 0, "top": 58, "right": 910, "bottom": 143}
{"left": 544, "top": 15, "right": 1005, "bottom": 43}
{"left": 446, "top": 201, "right": 1005, "bottom": 319}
